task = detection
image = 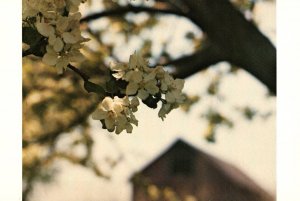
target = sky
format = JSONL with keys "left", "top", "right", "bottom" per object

{"left": 29, "top": 1, "right": 276, "bottom": 201}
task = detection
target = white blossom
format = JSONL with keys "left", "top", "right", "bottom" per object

{"left": 92, "top": 96, "right": 139, "bottom": 134}
{"left": 22, "top": 0, "right": 88, "bottom": 74}
{"left": 109, "top": 52, "right": 186, "bottom": 121}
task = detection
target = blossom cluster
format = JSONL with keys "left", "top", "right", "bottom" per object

{"left": 91, "top": 96, "right": 139, "bottom": 134}
{"left": 23, "top": 0, "right": 88, "bottom": 73}
{"left": 110, "top": 52, "right": 185, "bottom": 121}
{"left": 92, "top": 52, "right": 185, "bottom": 134}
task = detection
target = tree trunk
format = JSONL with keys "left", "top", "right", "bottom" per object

{"left": 181, "top": 0, "right": 276, "bottom": 94}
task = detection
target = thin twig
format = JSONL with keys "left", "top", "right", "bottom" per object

{"left": 67, "top": 64, "right": 90, "bottom": 81}
{"left": 80, "top": 6, "right": 187, "bottom": 23}
{"left": 22, "top": 49, "right": 33, "bottom": 57}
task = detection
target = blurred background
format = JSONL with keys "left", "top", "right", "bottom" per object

{"left": 22, "top": 0, "right": 276, "bottom": 200}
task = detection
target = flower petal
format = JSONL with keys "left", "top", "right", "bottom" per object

{"left": 173, "top": 79, "right": 184, "bottom": 90}
{"left": 62, "top": 32, "right": 78, "bottom": 44}
{"left": 105, "top": 117, "right": 115, "bottom": 130}
{"left": 42, "top": 52, "right": 58, "bottom": 66}
{"left": 145, "top": 80, "right": 159, "bottom": 95}
{"left": 53, "top": 37, "right": 64, "bottom": 52}
{"left": 55, "top": 57, "right": 69, "bottom": 74}
{"left": 101, "top": 97, "right": 114, "bottom": 111}
{"left": 126, "top": 123, "right": 133, "bottom": 133}
{"left": 91, "top": 109, "right": 107, "bottom": 120}
{"left": 128, "top": 53, "right": 138, "bottom": 69}
{"left": 143, "top": 71, "right": 156, "bottom": 82}
{"left": 36, "top": 22, "right": 55, "bottom": 37}
{"left": 137, "top": 89, "right": 149, "bottom": 100}
{"left": 165, "top": 92, "right": 175, "bottom": 103}
{"left": 126, "top": 82, "right": 139, "bottom": 95}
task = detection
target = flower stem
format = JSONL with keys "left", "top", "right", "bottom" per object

{"left": 67, "top": 64, "right": 90, "bottom": 82}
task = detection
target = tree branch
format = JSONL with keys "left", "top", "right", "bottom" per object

{"left": 167, "top": 43, "right": 224, "bottom": 79}
{"left": 181, "top": 0, "right": 276, "bottom": 94}
{"left": 22, "top": 49, "right": 34, "bottom": 57}
{"left": 67, "top": 64, "right": 90, "bottom": 82}
{"left": 80, "top": 1, "right": 276, "bottom": 94}
{"left": 80, "top": 5, "right": 188, "bottom": 23}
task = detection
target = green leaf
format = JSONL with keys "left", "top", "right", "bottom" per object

{"left": 84, "top": 81, "right": 105, "bottom": 97}
{"left": 31, "top": 39, "right": 48, "bottom": 57}
{"left": 105, "top": 79, "right": 119, "bottom": 94}
{"left": 22, "top": 26, "right": 47, "bottom": 57}
{"left": 142, "top": 96, "right": 159, "bottom": 109}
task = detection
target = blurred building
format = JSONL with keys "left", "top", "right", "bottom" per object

{"left": 130, "top": 139, "right": 274, "bottom": 201}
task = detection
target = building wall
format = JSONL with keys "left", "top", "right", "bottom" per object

{"left": 131, "top": 142, "right": 273, "bottom": 201}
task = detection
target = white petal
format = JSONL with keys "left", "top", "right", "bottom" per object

{"left": 42, "top": 52, "right": 57, "bottom": 66}
{"left": 145, "top": 80, "right": 159, "bottom": 95}
{"left": 55, "top": 57, "right": 69, "bottom": 74}
{"left": 48, "top": 35, "right": 57, "bottom": 46}
{"left": 36, "top": 22, "right": 55, "bottom": 37}
{"left": 126, "top": 82, "right": 139, "bottom": 95}
{"left": 101, "top": 97, "right": 114, "bottom": 111}
{"left": 165, "top": 92, "right": 175, "bottom": 103}
{"left": 131, "top": 71, "right": 143, "bottom": 83}
{"left": 143, "top": 71, "right": 156, "bottom": 82}
{"left": 70, "top": 12, "right": 82, "bottom": 21}
{"left": 173, "top": 79, "right": 185, "bottom": 90}
{"left": 56, "top": 17, "right": 69, "bottom": 33}
{"left": 117, "top": 115, "right": 127, "bottom": 125}
{"left": 46, "top": 45, "right": 56, "bottom": 54}
{"left": 163, "top": 73, "right": 173, "bottom": 85}
{"left": 110, "top": 63, "right": 127, "bottom": 72}
{"left": 160, "top": 81, "right": 168, "bottom": 91}
{"left": 129, "top": 114, "right": 138, "bottom": 126}
{"left": 53, "top": 38, "right": 64, "bottom": 52}
{"left": 62, "top": 32, "right": 78, "bottom": 44}
{"left": 126, "top": 123, "right": 133, "bottom": 133}
{"left": 115, "top": 125, "right": 125, "bottom": 134}
{"left": 129, "top": 53, "right": 138, "bottom": 69}
{"left": 113, "top": 103, "right": 123, "bottom": 114}
{"left": 120, "top": 96, "right": 130, "bottom": 106}
{"left": 112, "top": 72, "right": 125, "bottom": 79}
{"left": 137, "top": 89, "right": 149, "bottom": 100}
{"left": 131, "top": 97, "right": 139, "bottom": 107}
{"left": 124, "top": 71, "right": 142, "bottom": 83}
{"left": 158, "top": 108, "right": 166, "bottom": 120}
{"left": 91, "top": 109, "right": 107, "bottom": 120}
{"left": 105, "top": 118, "right": 115, "bottom": 130}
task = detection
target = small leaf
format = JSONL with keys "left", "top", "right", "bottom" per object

{"left": 105, "top": 79, "right": 119, "bottom": 94}
{"left": 31, "top": 39, "right": 47, "bottom": 57}
{"left": 142, "top": 96, "right": 159, "bottom": 109}
{"left": 22, "top": 27, "right": 43, "bottom": 46}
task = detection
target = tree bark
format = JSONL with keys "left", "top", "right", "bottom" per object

{"left": 180, "top": 0, "right": 276, "bottom": 94}
{"left": 81, "top": 0, "right": 276, "bottom": 94}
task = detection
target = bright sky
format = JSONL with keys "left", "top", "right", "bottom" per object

{"left": 30, "top": 1, "right": 276, "bottom": 201}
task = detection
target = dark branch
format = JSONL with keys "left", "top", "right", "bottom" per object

{"left": 22, "top": 49, "right": 33, "bottom": 57}
{"left": 181, "top": 0, "right": 276, "bottom": 94}
{"left": 67, "top": 64, "right": 90, "bottom": 82}
{"left": 80, "top": 6, "right": 187, "bottom": 23}
{"left": 80, "top": 1, "right": 276, "bottom": 94}
{"left": 167, "top": 43, "right": 224, "bottom": 79}
{"left": 22, "top": 49, "right": 90, "bottom": 82}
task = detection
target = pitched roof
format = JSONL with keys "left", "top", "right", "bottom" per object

{"left": 130, "top": 138, "right": 274, "bottom": 199}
